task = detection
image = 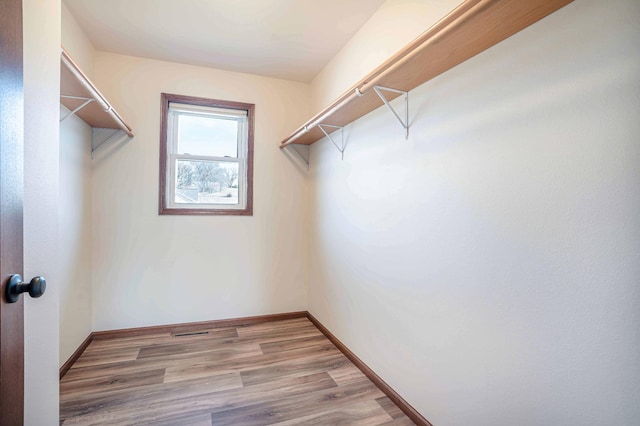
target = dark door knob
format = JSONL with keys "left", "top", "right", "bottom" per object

{"left": 5, "top": 275, "right": 46, "bottom": 303}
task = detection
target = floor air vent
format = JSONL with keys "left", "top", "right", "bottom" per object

{"left": 173, "top": 331, "right": 209, "bottom": 337}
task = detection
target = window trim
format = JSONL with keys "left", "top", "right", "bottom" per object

{"left": 159, "top": 93, "right": 254, "bottom": 216}
{"left": 165, "top": 104, "right": 248, "bottom": 211}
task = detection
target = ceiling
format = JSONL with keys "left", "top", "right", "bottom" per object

{"left": 63, "top": 0, "right": 387, "bottom": 82}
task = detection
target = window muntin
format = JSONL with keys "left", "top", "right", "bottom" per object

{"left": 160, "top": 94, "right": 253, "bottom": 215}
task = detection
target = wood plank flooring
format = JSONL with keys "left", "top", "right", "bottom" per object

{"left": 60, "top": 318, "right": 415, "bottom": 425}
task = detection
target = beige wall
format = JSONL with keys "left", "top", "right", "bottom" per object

{"left": 90, "top": 52, "right": 311, "bottom": 330}
{"left": 58, "top": 109, "right": 93, "bottom": 366}
{"left": 58, "top": 5, "right": 95, "bottom": 368}
{"left": 61, "top": 2, "right": 95, "bottom": 78}
{"left": 310, "top": 0, "right": 462, "bottom": 113}
{"left": 308, "top": 0, "right": 640, "bottom": 424}
{"left": 23, "top": 0, "right": 61, "bottom": 423}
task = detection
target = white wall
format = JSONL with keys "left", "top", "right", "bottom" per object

{"left": 58, "top": 2, "right": 95, "bottom": 368}
{"left": 308, "top": 0, "right": 640, "bottom": 424}
{"left": 310, "top": 0, "right": 462, "bottom": 113}
{"left": 61, "top": 2, "right": 95, "bottom": 78}
{"left": 58, "top": 109, "right": 93, "bottom": 365}
{"left": 23, "top": 0, "right": 61, "bottom": 423}
{"left": 90, "top": 53, "right": 311, "bottom": 330}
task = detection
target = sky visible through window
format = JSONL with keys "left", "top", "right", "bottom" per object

{"left": 177, "top": 114, "right": 238, "bottom": 158}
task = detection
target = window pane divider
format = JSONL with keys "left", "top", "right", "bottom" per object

{"left": 173, "top": 154, "right": 240, "bottom": 163}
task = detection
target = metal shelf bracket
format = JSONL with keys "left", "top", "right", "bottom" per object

{"left": 318, "top": 124, "right": 346, "bottom": 160}
{"left": 373, "top": 85, "right": 409, "bottom": 139}
{"left": 60, "top": 95, "right": 94, "bottom": 122}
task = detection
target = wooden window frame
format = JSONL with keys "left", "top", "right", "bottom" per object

{"left": 159, "top": 93, "right": 254, "bottom": 216}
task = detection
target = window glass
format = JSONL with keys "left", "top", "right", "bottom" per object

{"left": 177, "top": 114, "right": 239, "bottom": 158}
{"left": 175, "top": 159, "right": 239, "bottom": 205}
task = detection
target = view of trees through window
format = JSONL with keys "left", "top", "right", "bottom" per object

{"left": 176, "top": 160, "right": 239, "bottom": 205}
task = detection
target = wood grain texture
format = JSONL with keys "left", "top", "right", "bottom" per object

{"left": 60, "top": 317, "right": 416, "bottom": 425}
{"left": 377, "top": 396, "right": 407, "bottom": 420}
{"left": 274, "top": 399, "right": 393, "bottom": 426}
{"left": 280, "top": 0, "right": 573, "bottom": 146}
{"left": 60, "top": 334, "right": 94, "bottom": 379}
{"left": 307, "top": 313, "right": 432, "bottom": 426}
{"left": 0, "top": 0, "right": 25, "bottom": 424}
{"left": 91, "top": 311, "right": 306, "bottom": 340}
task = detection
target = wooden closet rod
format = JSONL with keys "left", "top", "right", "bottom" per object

{"left": 280, "top": 0, "right": 573, "bottom": 148}
{"left": 279, "top": 0, "right": 482, "bottom": 148}
{"left": 60, "top": 48, "right": 133, "bottom": 137}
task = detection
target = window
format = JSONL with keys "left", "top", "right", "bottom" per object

{"left": 159, "top": 93, "right": 254, "bottom": 215}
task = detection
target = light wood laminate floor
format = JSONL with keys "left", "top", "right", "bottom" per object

{"left": 60, "top": 317, "right": 415, "bottom": 425}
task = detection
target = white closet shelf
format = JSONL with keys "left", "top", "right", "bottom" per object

{"left": 60, "top": 47, "right": 134, "bottom": 137}
{"left": 280, "top": 0, "right": 573, "bottom": 148}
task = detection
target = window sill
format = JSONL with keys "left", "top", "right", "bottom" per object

{"left": 159, "top": 206, "right": 253, "bottom": 216}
